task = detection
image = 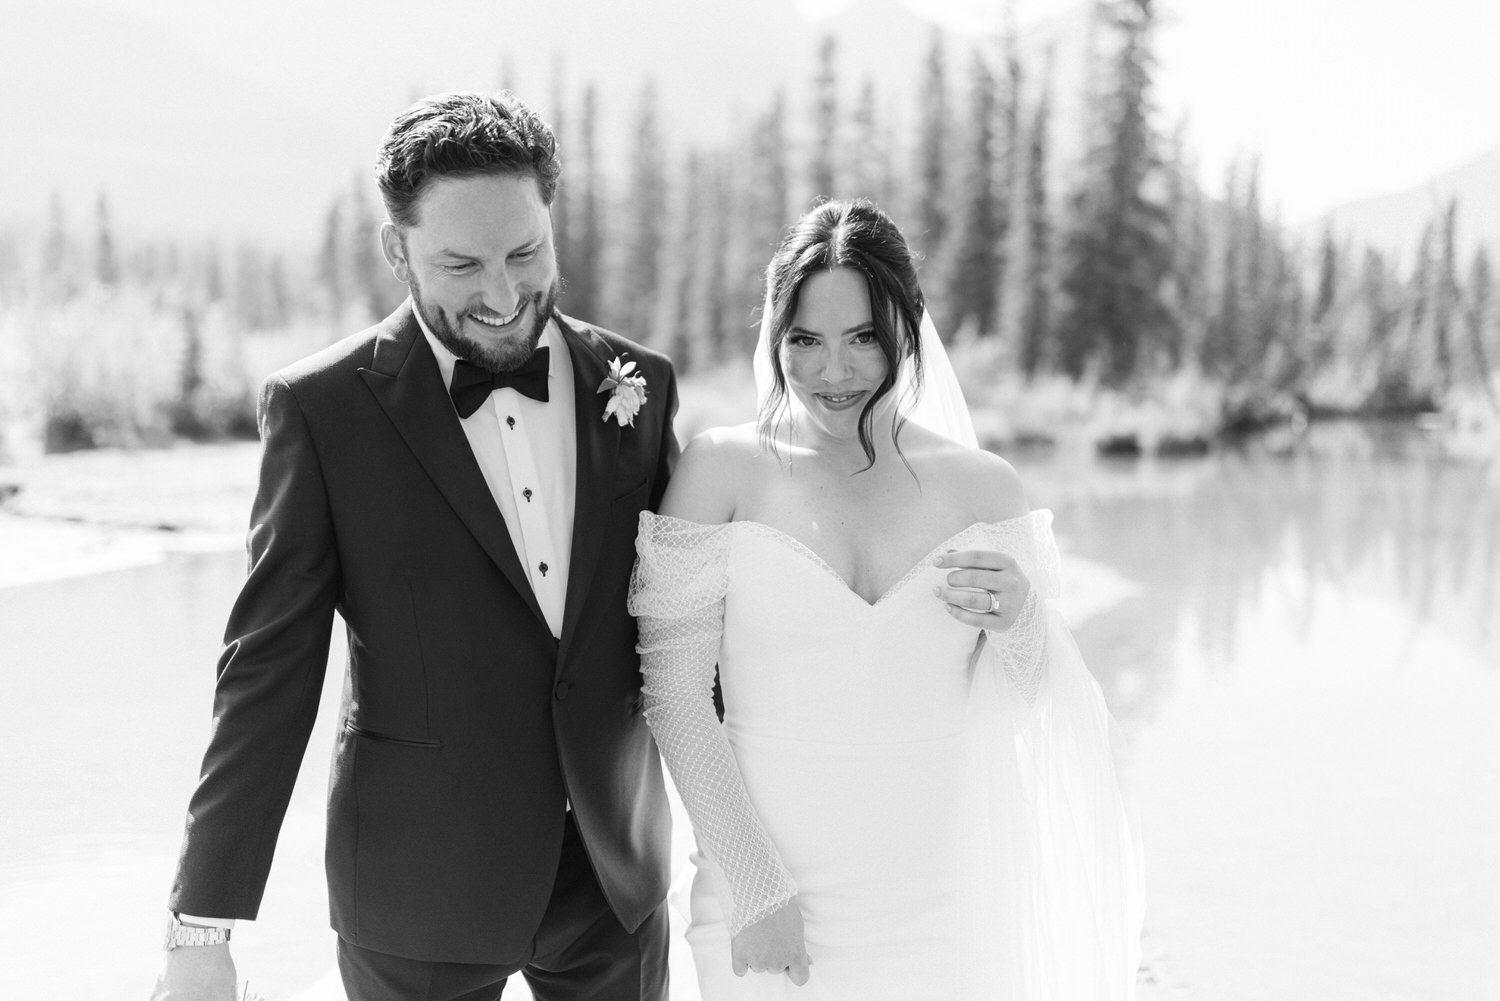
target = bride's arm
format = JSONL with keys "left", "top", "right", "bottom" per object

{"left": 931, "top": 452, "right": 1057, "bottom": 701}
{"left": 629, "top": 433, "right": 799, "bottom": 937}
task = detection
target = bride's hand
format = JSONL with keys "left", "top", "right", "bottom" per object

{"left": 731, "top": 897, "right": 812, "bottom": 985}
{"left": 934, "top": 549, "right": 1032, "bottom": 630}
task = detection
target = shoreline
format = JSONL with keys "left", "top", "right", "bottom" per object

{"left": 0, "top": 440, "right": 1140, "bottom": 629}
{"left": 0, "top": 441, "right": 259, "bottom": 588}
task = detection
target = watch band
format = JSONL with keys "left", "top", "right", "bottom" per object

{"left": 164, "top": 913, "right": 232, "bottom": 950}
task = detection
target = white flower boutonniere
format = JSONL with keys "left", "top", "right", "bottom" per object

{"left": 598, "top": 356, "right": 648, "bottom": 427}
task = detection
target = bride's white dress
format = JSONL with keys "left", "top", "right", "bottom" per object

{"left": 630, "top": 510, "right": 1143, "bottom": 1000}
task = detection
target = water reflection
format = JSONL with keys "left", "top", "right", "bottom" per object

{"left": 1020, "top": 420, "right": 1500, "bottom": 1001}
{"left": 1027, "top": 420, "right": 1500, "bottom": 732}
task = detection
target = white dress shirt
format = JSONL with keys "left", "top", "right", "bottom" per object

{"left": 415, "top": 306, "right": 577, "bottom": 638}
{"left": 179, "top": 305, "right": 580, "bottom": 929}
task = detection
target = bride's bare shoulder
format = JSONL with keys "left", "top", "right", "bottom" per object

{"left": 908, "top": 429, "right": 1028, "bottom": 523}
{"left": 659, "top": 422, "right": 765, "bottom": 523}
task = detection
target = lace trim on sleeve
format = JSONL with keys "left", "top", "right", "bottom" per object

{"left": 979, "top": 511, "right": 1063, "bottom": 704}
{"left": 629, "top": 513, "right": 798, "bottom": 935}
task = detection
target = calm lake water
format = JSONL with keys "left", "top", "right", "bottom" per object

{"left": 1, "top": 421, "right": 1496, "bottom": 1000}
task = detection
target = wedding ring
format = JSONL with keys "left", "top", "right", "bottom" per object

{"left": 985, "top": 591, "right": 1002, "bottom": 615}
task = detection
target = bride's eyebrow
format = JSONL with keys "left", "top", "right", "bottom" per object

{"left": 789, "top": 322, "right": 875, "bottom": 336}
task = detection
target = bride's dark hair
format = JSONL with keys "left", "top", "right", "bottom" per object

{"left": 758, "top": 199, "right": 926, "bottom": 468}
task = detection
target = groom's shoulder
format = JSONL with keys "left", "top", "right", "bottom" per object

{"left": 560, "top": 313, "right": 674, "bottom": 378}
{"left": 271, "top": 307, "right": 409, "bottom": 391}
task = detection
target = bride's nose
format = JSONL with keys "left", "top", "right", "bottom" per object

{"left": 820, "top": 343, "right": 855, "bottom": 383}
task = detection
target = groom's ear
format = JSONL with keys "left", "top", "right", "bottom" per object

{"left": 380, "top": 222, "right": 411, "bottom": 284}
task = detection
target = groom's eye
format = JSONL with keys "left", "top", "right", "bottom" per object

{"left": 511, "top": 246, "right": 539, "bottom": 262}
{"left": 442, "top": 262, "right": 478, "bottom": 274}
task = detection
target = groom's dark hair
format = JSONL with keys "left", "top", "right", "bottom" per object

{"left": 376, "top": 91, "right": 561, "bottom": 227}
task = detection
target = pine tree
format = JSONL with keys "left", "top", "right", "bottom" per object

{"left": 95, "top": 191, "right": 118, "bottom": 288}
{"left": 1019, "top": 70, "right": 1054, "bottom": 376}
{"left": 660, "top": 147, "right": 735, "bottom": 373}
{"left": 569, "top": 83, "right": 603, "bottom": 322}
{"left": 1056, "top": 0, "right": 1172, "bottom": 385}
{"left": 1431, "top": 198, "right": 1460, "bottom": 393}
{"left": 808, "top": 35, "right": 839, "bottom": 202}
{"left": 848, "top": 79, "right": 888, "bottom": 205}
{"left": 913, "top": 30, "right": 949, "bottom": 258}
{"left": 619, "top": 80, "right": 668, "bottom": 340}
{"left": 740, "top": 92, "right": 791, "bottom": 314}
{"left": 1203, "top": 162, "right": 1243, "bottom": 379}
{"left": 944, "top": 50, "right": 1002, "bottom": 336}
{"left": 1462, "top": 248, "right": 1495, "bottom": 399}
{"left": 201, "top": 241, "right": 225, "bottom": 304}
{"left": 1400, "top": 222, "right": 1436, "bottom": 405}
{"left": 41, "top": 190, "right": 74, "bottom": 301}
{"left": 700, "top": 155, "right": 732, "bottom": 368}
{"left": 664, "top": 151, "right": 706, "bottom": 373}
{"left": 993, "top": 25, "right": 1022, "bottom": 343}
{"left": 1309, "top": 224, "right": 1341, "bottom": 376}
{"left": 1241, "top": 158, "right": 1275, "bottom": 374}
{"left": 549, "top": 60, "right": 577, "bottom": 312}
{"left": 233, "top": 243, "right": 267, "bottom": 328}
{"left": 268, "top": 252, "right": 292, "bottom": 327}
{"left": 1358, "top": 248, "right": 1401, "bottom": 408}
{"left": 318, "top": 200, "right": 345, "bottom": 316}
{"left": 1159, "top": 122, "right": 1207, "bottom": 370}
{"left": 43, "top": 191, "right": 68, "bottom": 279}
{"left": 348, "top": 180, "right": 389, "bottom": 322}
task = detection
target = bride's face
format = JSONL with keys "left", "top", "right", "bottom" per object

{"left": 780, "top": 267, "right": 890, "bottom": 440}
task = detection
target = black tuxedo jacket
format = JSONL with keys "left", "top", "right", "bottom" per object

{"left": 169, "top": 302, "right": 678, "bottom": 964}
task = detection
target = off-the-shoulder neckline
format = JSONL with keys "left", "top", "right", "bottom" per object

{"left": 640, "top": 511, "right": 1053, "bottom": 607}
{"left": 640, "top": 509, "right": 1050, "bottom": 533}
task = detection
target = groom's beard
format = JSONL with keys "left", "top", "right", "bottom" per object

{"left": 410, "top": 276, "right": 560, "bottom": 374}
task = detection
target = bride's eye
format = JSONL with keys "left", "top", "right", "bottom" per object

{"left": 787, "top": 334, "right": 819, "bottom": 348}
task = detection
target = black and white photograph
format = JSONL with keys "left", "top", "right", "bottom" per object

{"left": 1, "top": 1, "right": 1497, "bottom": 998}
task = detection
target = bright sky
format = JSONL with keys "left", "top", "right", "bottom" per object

{"left": 806, "top": 0, "right": 1500, "bottom": 222}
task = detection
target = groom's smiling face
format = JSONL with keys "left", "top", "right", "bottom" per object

{"left": 381, "top": 172, "right": 560, "bottom": 373}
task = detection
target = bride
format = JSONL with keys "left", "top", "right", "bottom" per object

{"left": 629, "top": 199, "right": 1143, "bottom": 998}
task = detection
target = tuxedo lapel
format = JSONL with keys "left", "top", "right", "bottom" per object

{"left": 557, "top": 315, "right": 621, "bottom": 657}
{"left": 358, "top": 304, "right": 549, "bottom": 631}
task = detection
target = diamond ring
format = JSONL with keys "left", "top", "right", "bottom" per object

{"left": 985, "top": 591, "right": 1002, "bottom": 615}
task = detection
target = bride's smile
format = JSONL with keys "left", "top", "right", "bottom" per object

{"left": 780, "top": 267, "right": 891, "bottom": 440}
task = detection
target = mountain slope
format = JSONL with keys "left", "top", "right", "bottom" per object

{"left": 1299, "top": 142, "right": 1500, "bottom": 263}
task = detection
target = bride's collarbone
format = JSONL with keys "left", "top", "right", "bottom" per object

{"left": 744, "top": 501, "right": 969, "bottom": 599}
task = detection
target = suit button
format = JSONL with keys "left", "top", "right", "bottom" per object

{"left": 554, "top": 680, "right": 574, "bottom": 701}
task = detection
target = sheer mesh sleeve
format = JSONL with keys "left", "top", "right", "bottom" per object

{"left": 979, "top": 511, "right": 1064, "bottom": 704}
{"left": 629, "top": 513, "right": 798, "bottom": 935}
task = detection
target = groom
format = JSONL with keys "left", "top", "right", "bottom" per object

{"left": 151, "top": 92, "right": 677, "bottom": 1000}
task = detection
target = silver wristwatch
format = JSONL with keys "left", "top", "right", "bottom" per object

{"left": 163, "top": 912, "right": 232, "bottom": 950}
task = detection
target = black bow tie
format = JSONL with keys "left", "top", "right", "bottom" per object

{"left": 449, "top": 347, "right": 551, "bottom": 417}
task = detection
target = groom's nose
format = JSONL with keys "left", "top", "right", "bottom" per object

{"left": 486, "top": 266, "right": 521, "bottom": 312}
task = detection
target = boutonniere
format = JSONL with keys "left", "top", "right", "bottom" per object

{"left": 598, "top": 355, "right": 648, "bottom": 427}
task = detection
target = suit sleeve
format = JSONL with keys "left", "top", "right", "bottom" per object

{"left": 648, "top": 359, "right": 681, "bottom": 512}
{"left": 168, "top": 374, "right": 342, "bottom": 918}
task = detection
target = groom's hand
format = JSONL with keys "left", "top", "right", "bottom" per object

{"left": 731, "top": 897, "right": 812, "bottom": 986}
{"left": 149, "top": 943, "right": 237, "bottom": 1001}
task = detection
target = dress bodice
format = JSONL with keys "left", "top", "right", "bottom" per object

{"left": 718, "top": 521, "right": 990, "bottom": 745}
